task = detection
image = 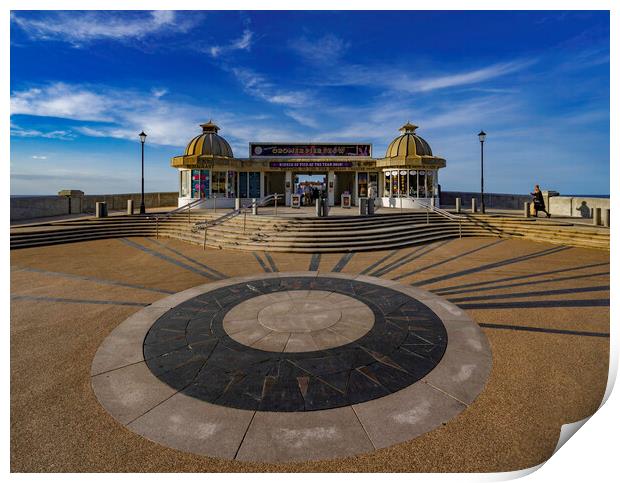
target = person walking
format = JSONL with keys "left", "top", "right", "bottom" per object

{"left": 530, "top": 185, "right": 551, "bottom": 218}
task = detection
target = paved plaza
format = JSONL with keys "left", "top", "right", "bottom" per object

{"left": 10, "top": 236, "right": 609, "bottom": 472}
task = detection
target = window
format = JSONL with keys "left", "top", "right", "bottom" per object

{"left": 358, "top": 172, "right": 368, "bottom": 197}
{"left": 369, "top": 172, "right": 378, "bottom": 197}
{"left": 426, "top": 171, "right": 434, "bottom": 197}
{"left": 227, "top": 171, "right": 237, "bottom": 198}
{"left": 408, "top": 170, "right": 417, "bottom": 197}
{"left": 418, "top": 170, "right": 426, "bottom": 198}
{"left": 239, "top": 172, "right": 248, "bottom": 198}
{"left": 384, "top": 172, "right": 391, "bottom": 195}
{"left": 192, "top": 170, "right": 210, "bottom": 198}
{"left": 211, "top": 171, "right": 226, "bottom": 195}
{"left": 249, "top": 172, "right": 261, "bottom": 198}
{"left": 180, "top": 170, "right": 191, "bottom": 198}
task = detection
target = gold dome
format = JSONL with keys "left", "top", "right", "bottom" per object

{"left": 385, "top": 122, "right": 433, "bottom": 158}
{"left": 183, "top": 121, "right": 234, "bottom": 158}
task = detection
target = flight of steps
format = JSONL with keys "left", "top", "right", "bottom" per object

{"left": 10, "top": 210, "right": 609, "bottom": 252}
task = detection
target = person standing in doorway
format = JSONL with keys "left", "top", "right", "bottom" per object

{"left": 531, "top": 185, "right": 551, "bottom": 218}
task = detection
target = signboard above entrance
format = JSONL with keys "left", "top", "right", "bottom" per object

{"left": 269, "top": 161, "right": 353, "bottom": 168}
{"left": 250, "top": 143, "right": 372, "bottom": 158}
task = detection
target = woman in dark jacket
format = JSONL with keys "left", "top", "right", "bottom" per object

{"left": 531, "top": 185, "right": 551, "bottom": 218}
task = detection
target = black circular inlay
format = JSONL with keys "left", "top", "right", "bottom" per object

{"left": 144, "top": 277, "right": 448, "bottom": 412}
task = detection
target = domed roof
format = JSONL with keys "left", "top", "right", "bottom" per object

{"left": 385, "top": 122, "right": 433, "bottom": 158}
{"left": 183, "top": 121, "right": 234, "bottom": 158}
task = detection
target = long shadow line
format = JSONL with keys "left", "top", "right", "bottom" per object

{"left": 309, "top": 253, "right": 321, "bottom": 271}
{"left": 252, "top": 252, "right": 272, "bottom": 273}
{"left": 371, "top": 240, "right": 452, "bottom": 278}
{"left": 359, "top": 249, "right": 399, "bottom": 275}
{"left": 120, "top": 238, "right": 219, "bottom": 280}
{"left": 456, "top": 298, "right": 609, "bottom": 309}
{"left": 479, "top": 323, "right": 609, "bottom": 338}
{"left": 148, "top": 238, "right": 227, "bottom": 279}
{"left": 412, "top": 245, "right": 570, "bottom": 287}
{"left": 392, "top": 239, "right": 505, "bottom": 281}
{"left": 11, "top": 294, "right": 149, "bottom": 307}
{"left": 332, "top": 252, "right": 355, "bottom": 273}
{"left": 449, "top": 285, "right": 609, "bottom": 303}
{"left": 11, "top": 266, "right": 174, "bottom": 294}
{"left": 264, "top": 252, "right": 279, "bottom": 272}
{"left": 434, "top": 261, "right": 609, "bottom": 295}
{"left": 438, "top": 271, "right": 609, "bottom": 296}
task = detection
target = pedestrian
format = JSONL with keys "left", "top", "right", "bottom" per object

{"left": 530, "top": 185, "right": 551, "bottom": 218}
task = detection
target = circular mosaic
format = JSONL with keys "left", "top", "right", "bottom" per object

{"left": 143, "top": 276, "right": 448, "bottom": 412}
{"left": 223, "top": 290, "right": 374, "bottom": 351}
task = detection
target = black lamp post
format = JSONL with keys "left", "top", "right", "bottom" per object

{"left": 139, "top": 131, "right": 147, "bottom": 214}
{"left": 478, "top": 130, "right": 486, "bottom": 214}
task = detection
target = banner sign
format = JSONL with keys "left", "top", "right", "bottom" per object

{"left": 251, "top": 143, "right": 371, "bottom": 158}
{"left": 269, "top": 161, "right": 353, "bottom": 168}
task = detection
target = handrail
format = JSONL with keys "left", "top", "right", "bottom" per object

{"left": 415, "top": 198, "right": 466, "bottom": 238}
{"left": 191, "top": 194, "right": 285, "bottom": 249}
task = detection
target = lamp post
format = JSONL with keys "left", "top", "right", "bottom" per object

{"left": 139, "top": 131, "right": 147, "bottom": 214}
{"left": 478, "top": 130, "right": 486, "bottom": 214}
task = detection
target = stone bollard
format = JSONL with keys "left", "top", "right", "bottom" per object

{"left": 358, "top": 197, "right": 368, "bottom": 216}
{"left": 593, "top": 207, "right": 602, "bottom": 226}
{"left": 322, "top": 198, "right": 329, "bottom": 217}
{"left": 95, "top": 201, "right": 107, "bottom": 218}
{"left": 455, "top": 197, "right": 461, "bottom": 213}
{"left": 431, "top": 197, "right": 436, "bottom": 208}
{"left": 251, "top": 198, "right": 258, "bottom": 215}
{"left": 604, "top": 209, "right": 610, "bottom": 227}
{"left": 315, "top": 198, "right": 322, "bottom": 217}
{"left": 235, "top": 198, "right": 241, "bottom": 211}
{"left": 471, "top": 198, "right": 477, "bottom": 213}
{"left": 368, "top": 198, "right": 375, "bottom": 215}
{"left": 127, "top": 199, "right": 134, "bottom": 215}
{"left": 524, "top": 202, "right": 530, "bottom": 218}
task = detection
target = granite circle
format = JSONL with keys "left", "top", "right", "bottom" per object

{"left": 223, "top": 290, "right": 374, "bottom": 351}
{"left": 91, "top": 272, "right": 492, "bottom": 462}
{"left": 143, "top": 276, "right": 448, "bottom": 412}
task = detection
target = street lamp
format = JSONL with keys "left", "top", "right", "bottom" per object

{"left": 478, "top": 130, "right": 486, "bottom": 214}
{"left": 139, "top": 131, "right": 147, "bottom": 214}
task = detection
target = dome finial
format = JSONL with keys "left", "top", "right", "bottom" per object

{"left": 200, "top": 120, "right": 220, "bottom": 133}
{"left": 399, "top": 121, "right": 418, "bottom": 133}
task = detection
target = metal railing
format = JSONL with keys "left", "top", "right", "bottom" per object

{"left": 146, "top": 198, "right": 205, "bottom": 239}
{"left": 191, "top": 194, "right": 285, "bottom": 250}
{"left": 415, "top": 198, "right": 467, "bottom": 238}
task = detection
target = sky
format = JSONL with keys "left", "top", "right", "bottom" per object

{"left": 9, "top": 10, "right": 610, "bottom": 195}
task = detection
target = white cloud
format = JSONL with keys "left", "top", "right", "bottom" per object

{"left": 290, "top": 34, "right": 350, "bottom": 63}
{"left": 11, "top": 11, "right": 185, "bottom": 46}
{"left": 11, "top": 123, "right": 75, "bottom": 140}
{"left": 31, "top": 155, "right": 47, "bottom": 159}
{"left": 229, "top": 67, "right": 310, "bottom": 108}
{"left": 208, "top": 29, "right": 254, "bottom": 58}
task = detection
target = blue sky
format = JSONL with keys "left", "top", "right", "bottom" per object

{"left": 10, "top": 10, "right": 610, "bottom": 195}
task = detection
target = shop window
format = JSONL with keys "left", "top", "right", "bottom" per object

{"left": 180, "top": 170, "right": 191, "bottom": 198}
{"left": 408, "top": 170, "right": 417, "bottom": 197}
{"left": 239, "top": 172, "right": 248, "bottom": 198}
{"left": 211, "top": 171, "right": 227, "bottom": 196}
{"left": 358, "top": 172, "right": 368, "bottom": 197}
{"left": 249, "top": 172, "right": 261, "bottom": 198}
{"left": 384, "top": 172, "right": 391, "bottom": 196}
{"left": 399, "top": 170, "right": 408, "bottom": 197}
{"left": 391, "top": 170, "right": 399, "bottom": 196}
{"left": 418, "top": 171, "right": 426, "bottom": 198}
{"left": 227, "top": 171, "right": 238, "bottom": 198}
{"left": 369, "top": 172, "right": 378, "bottom": 197}
{"left": 192, "top": 169, "right": 210, "bottom": 198}
{"left": 426, "top": 171, "right": 434, "bottom": 197}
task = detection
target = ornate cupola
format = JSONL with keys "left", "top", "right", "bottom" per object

{"left": 172, "top": 120, "right": 234, "bottom": 168}
{"left": 377, "top": 122, "right": 445, "bottom": 169}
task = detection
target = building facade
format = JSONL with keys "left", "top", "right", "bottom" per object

{"left": 171, "top": 121, "right": 446, "bottom": 209}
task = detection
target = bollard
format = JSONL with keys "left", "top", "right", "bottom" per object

{"left": 431, "top": 197, "right": 436, "bottom": 208}
{"left": 322, "top": 198, "right": 329, "bottom": 217}
{"left": 358, "top": 197, "right": 368, "bottom": 216}
{"left": 274, "top": 193, "right": 278, "bottom": 216}
{"left": 95, "top": 201, "right": 107, "bottom": 218}
{"left": 252, "top": 198, "right": 257, "bottom": 215}
{"left": 604, "top": 209, "right": 610, "bottom": 227}
{"left": 593, "top": 207, "right": 602, "bottom": 226}
{"left": 316, "top": 198, "right": 322, "bottom": 217}
{"left": 471, "top": 198, "right": 477, "bottom": 213}
{"left": 524, "top": 202, "right": 530, "bottom": 218}
{"left": 235, "top": 198, "right": 241, "bottom": 211}
{"left": 455, "top": 197, "right": 461, "bottom": 213}
{"left": 127, "top": 199, "right": 134, "bottom": 215}
{"left": 368, "top": 198, "right": 375, "bottom": 215}
{"left": 213, "top": 195, "right": 217, "bottom": 212}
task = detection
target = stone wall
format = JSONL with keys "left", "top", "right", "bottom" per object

{"left": 440, "top": 190, "right": 531, "bottom": 210}
{"left": 548, "top": 196, "right": 610, "bottom": 218}
{"left": 11, "top": 192, "right": 178, "bottom": 221}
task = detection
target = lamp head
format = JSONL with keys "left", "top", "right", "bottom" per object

{"left": 139, "top": 131, "right": 147, "bottom": 143}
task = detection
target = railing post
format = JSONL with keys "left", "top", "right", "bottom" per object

{"left": 156, "top": 218, "right": 159, "bottom": 239}
{"left": 213, "top": 195, "right": 217, "bottom": 213}
{"left": 275, "top": 193, "right": 278, "bottom": 216}
{"left": 188, "top": 203, "right": 191, "bottom": 224}
{"left": 427, "top": 208, "right": 430, "bottom": 225}
{"left": 459, "top": 220, "right": 462, "bottom": 238}
{"left": 203, "top": 224, "right": 207, "bottom": 250}
{"left": 243, "top": 211, "right": 247, "bottom": 232}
